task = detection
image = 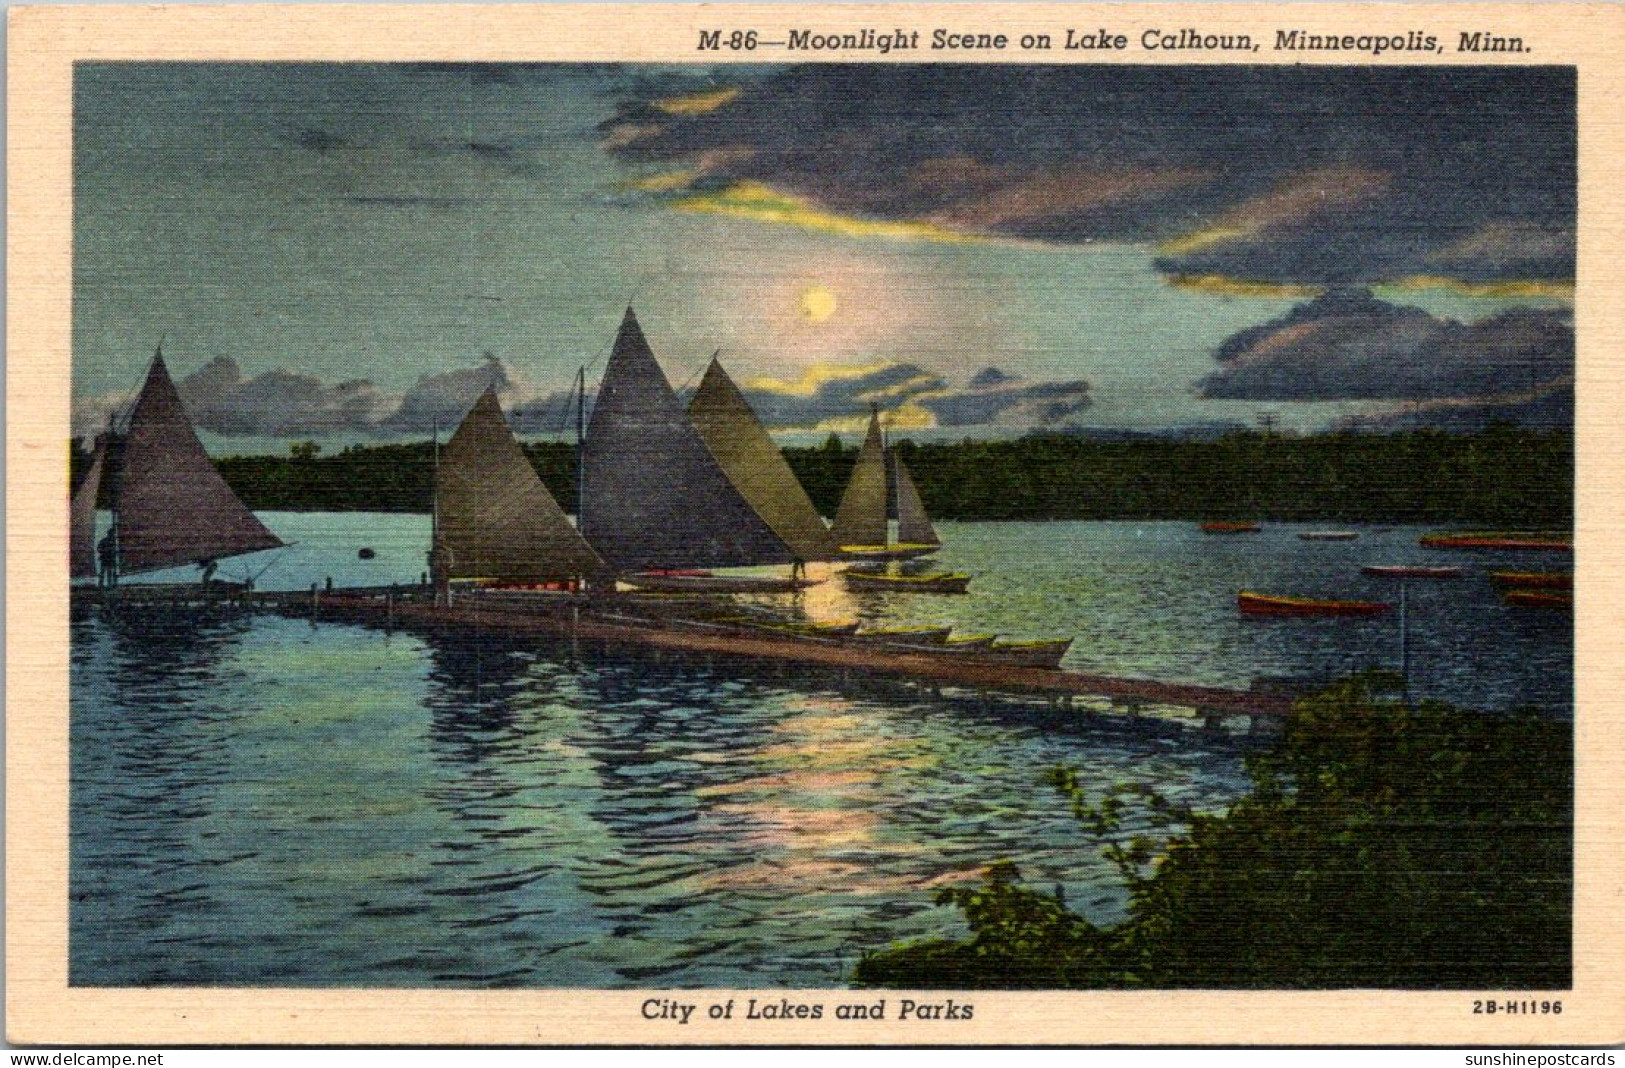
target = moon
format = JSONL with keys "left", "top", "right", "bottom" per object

{"left": 797, "top": 285, "right": 838, "bottom": 323}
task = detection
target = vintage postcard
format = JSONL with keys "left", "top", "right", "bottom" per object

{"left": 7, "top": 1, "right": 1623, "bottom": 1048}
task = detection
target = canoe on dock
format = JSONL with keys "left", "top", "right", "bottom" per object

{"left": 1238, "top": 591, "right": 1391, "bottom": 618}
{"left": 1490, "top": 570, "right": 1571, "bottom": 590}
{"left": 1361, "top": 565, "right": 1466, "bottom": 579}
{"left": 1201, "top": 521, "right": 1261, "bottom": 534}
{"left": 851, "top": 625, "right": 954, "bottom": 645}
{"left": 987, "top": 637, "right": 1073, "bottom": 669}
{"left": 1420, "top": 531, "right": 1571, "bottom": 552}
{"left": 842, "top": 569, "right": 971, "bottom": 594}
{"left": 623, "top": 572, "right": 820, "bottom": 594}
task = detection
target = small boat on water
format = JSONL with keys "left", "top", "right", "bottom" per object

{"left": 1420, "top": 531, "right": 1572, "bottom": 552}
{"left": 830, "top": 408, "right": 941, "bottom": 563}
{"left": 1361, "top": 565, "right": 1466, "bottom": 579}
{"left": 1201, "top": 521, "right": 1262, "bottom": 534}
{"left": 851, "top": 625, "right": 954, "bottom": 645}
{"left": 1299, "top": 531, "right": 1358, "bottom": 542}
{"left": 1490, "top": 570, "right": 1571, "bottom": 590}
{"left": 986, "top": 637, "right": 1073, "bottom": 669}
{"left": 1238, "top": 591, "right": 1391, "bottom": 618}
{"left": 1501, "top": 589, "right": 1572, "bottom": 610}
{"left": 841, "top": 569, "right": 971, "bottom": 594}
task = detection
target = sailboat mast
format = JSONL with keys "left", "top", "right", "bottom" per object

{"left": 431, "top": 417, "right": 440, "bottom": 544}
{"left": 575, "top": 365, "right": 586, "bottom": 530}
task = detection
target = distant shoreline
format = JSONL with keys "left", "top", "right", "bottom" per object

{"left": 74, "top": 426, "right": 1574, "bottom": 528}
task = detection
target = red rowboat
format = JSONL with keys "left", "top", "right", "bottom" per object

{"left": 1501, "top": 589, "right": 1572, "bottom": 610}
{"left": 1420, "top": 532, "right": 1571, "bottom": 552}
{"left": 1238, "top": 591, "right": 1391, "bottom": 618}
{"left": 1490, "top": 571, "right": 1571, "bottom": 590}
{"left": 1202, "top": 521, "right": 1262, "bottom": 534}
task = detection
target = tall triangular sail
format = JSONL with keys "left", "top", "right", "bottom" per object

{"left": 687, "top": 357, "right": 840, "bottom": 563}
{"left": 580, "top": 308, "right": 793, "bottom": 571}
{"left": 114, "top": 354, "right": 283, "bottom": 574}
{"left": 894, "top": 454, "right": 939, "bottom": 547}
{"left": 70, "top": 438, "right": 107, "bottom": 579}
{"left": 435, "top": 387, "right": 603, "bottom": 581}
{"left": 829, "top": 410, "right": 889, "bottom": 548}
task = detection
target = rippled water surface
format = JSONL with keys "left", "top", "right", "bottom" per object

{"left": 71, "top": 516, "right": 1571, "bottom": 986}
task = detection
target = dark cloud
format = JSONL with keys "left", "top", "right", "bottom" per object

{"left": 731, "top": 362, "right": 1089, "bottom": 430}
{"left": 919, "top": 371, "right": 1091, "bottom": 429}
{"left": 604, "top": 65, "right": 1574, "bottom": 287}
{"left": 176, "top": 356, "right": 392, "bottom": 436}
{"left": 1335, "top": 384, "right": 1573, "bottom": 433}
{"left": 1198, "top": 289, "right": 1572, "bottom": 404}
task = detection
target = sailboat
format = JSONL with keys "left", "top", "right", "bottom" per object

{"left": 70, "top": 348, "right": 284, "bottom": 599}
{"left": 431, "top": 386, "right": 604, "bottom": 601}
{"left": 830, "top": 408, "right": 940, "bottom": 562}
{"left": 580, "top": 308, "right": 813, "bottom": 594}
{"left": 686, "top": 354, "right": 840, "bottom": 569}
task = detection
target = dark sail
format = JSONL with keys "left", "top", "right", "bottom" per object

{"left": 436, "top": 387, "right": 602, "bottom": 580}
{"left": 580, "top": 308, "right": 793, "bottom": 571}
{"left": 894, "top": 454, "right": 939, "bottom": 546}
{"left": 114, "top": 353, "right": 283, "bottom": 574}
{"left": 69, "top": 437, "right": 106, "bottom": 579}
{"left": 687, "top": 356, "right": 840, "bottom": 562}
{"left": 829, "top": 410, "right": 889, "bottom": 548}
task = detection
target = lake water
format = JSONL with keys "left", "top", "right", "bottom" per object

{"left": 71, "top": 515, "right": 1571, "bottom": 987}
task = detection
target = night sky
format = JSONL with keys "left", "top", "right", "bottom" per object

{"left": 73, "top": 63, "right": 1575, "bottom": 449}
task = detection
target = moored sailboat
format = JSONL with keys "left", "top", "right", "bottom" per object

{"left": 72, "top": 349, "right": 284, "bottom": 601}
{"left": 830, "top": 408, "right": 940, "bottom": 562}
{"left": 581, "top": 309, "right": 811, "bottom": 593}
{"left": 432, "top": 385, "right": 604, "bottom": 603}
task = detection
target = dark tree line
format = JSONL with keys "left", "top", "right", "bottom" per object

{"left": 71, "top": 425, "right": 1573, "bottom": 527}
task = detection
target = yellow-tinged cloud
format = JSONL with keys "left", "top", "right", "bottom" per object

{"left": 623, "top": 169, "right": 697, "bottom": 193}
{"left": 857, "top": 374, "right": 942, "bottom": 403}
{"left": 743, "top": 360, "right": 900, "bottom": 397}
{"left": 1382, "top": 275, "right": 1575, "bottom": 300}
{"left": 807, "top": 402, "right": 938, "bottom": 435}
{"left": 1161, "top": 168, "right": 1392, "bottom": 255}
{"left": 1164, "top": 274, "right": 1324, "bottom": 298}
{"left": 672, "top": 182, "right": 983, "bottom": 245}
{"left": 653, "top": 87, "right": 741, "bottom": 116}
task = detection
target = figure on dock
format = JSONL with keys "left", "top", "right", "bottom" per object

{"left": 97, "top": 532, "right": 118, "bottom": 589}
{"left": 429, "top": 543, "right": 452, "bottom": 607}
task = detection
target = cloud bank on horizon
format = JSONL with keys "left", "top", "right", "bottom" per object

{"left": 74, "top": 349, "right": 1088, "bottom": 440}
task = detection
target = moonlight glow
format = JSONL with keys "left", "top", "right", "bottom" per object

{"left": 797, "top": 286, "right": 838, "bottom": 323}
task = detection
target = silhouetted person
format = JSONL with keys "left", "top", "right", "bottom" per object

{"left": 97, "top": 533, "right": 117, "bottom": 588}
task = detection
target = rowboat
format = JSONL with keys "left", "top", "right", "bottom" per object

{"left": 841, "top": 569, "right": 971, "bottom": 594}
{"left": 1361, "top": 565, "right": 1466, "bottom": 579}
{"left": 1238, "top": 591, "right": 1391, "bottom": 618}
{"left": 1420, "top": 531, "right": 1571, "bottom": 552}
{"left": 986, "top": 637, "right": 1073, "bottom": 669}
{"left": 1489, "top": 571, "right": 1571, "bottom": 590}
{"left": 851, "top": 625, "right": 954, "bottom": 645}
{"left": 1299, "top": 531, "right": 1358, "bottom": 541}
{"left": 1201, "top": 521, "right": 1261, "bottom": 534}
{"left": 1501, "top": 589, "right": 1572, "bottom": 610}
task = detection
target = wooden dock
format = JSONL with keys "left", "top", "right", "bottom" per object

{"left": 234, "top": 586, "right": 1297, "bottom": 726}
